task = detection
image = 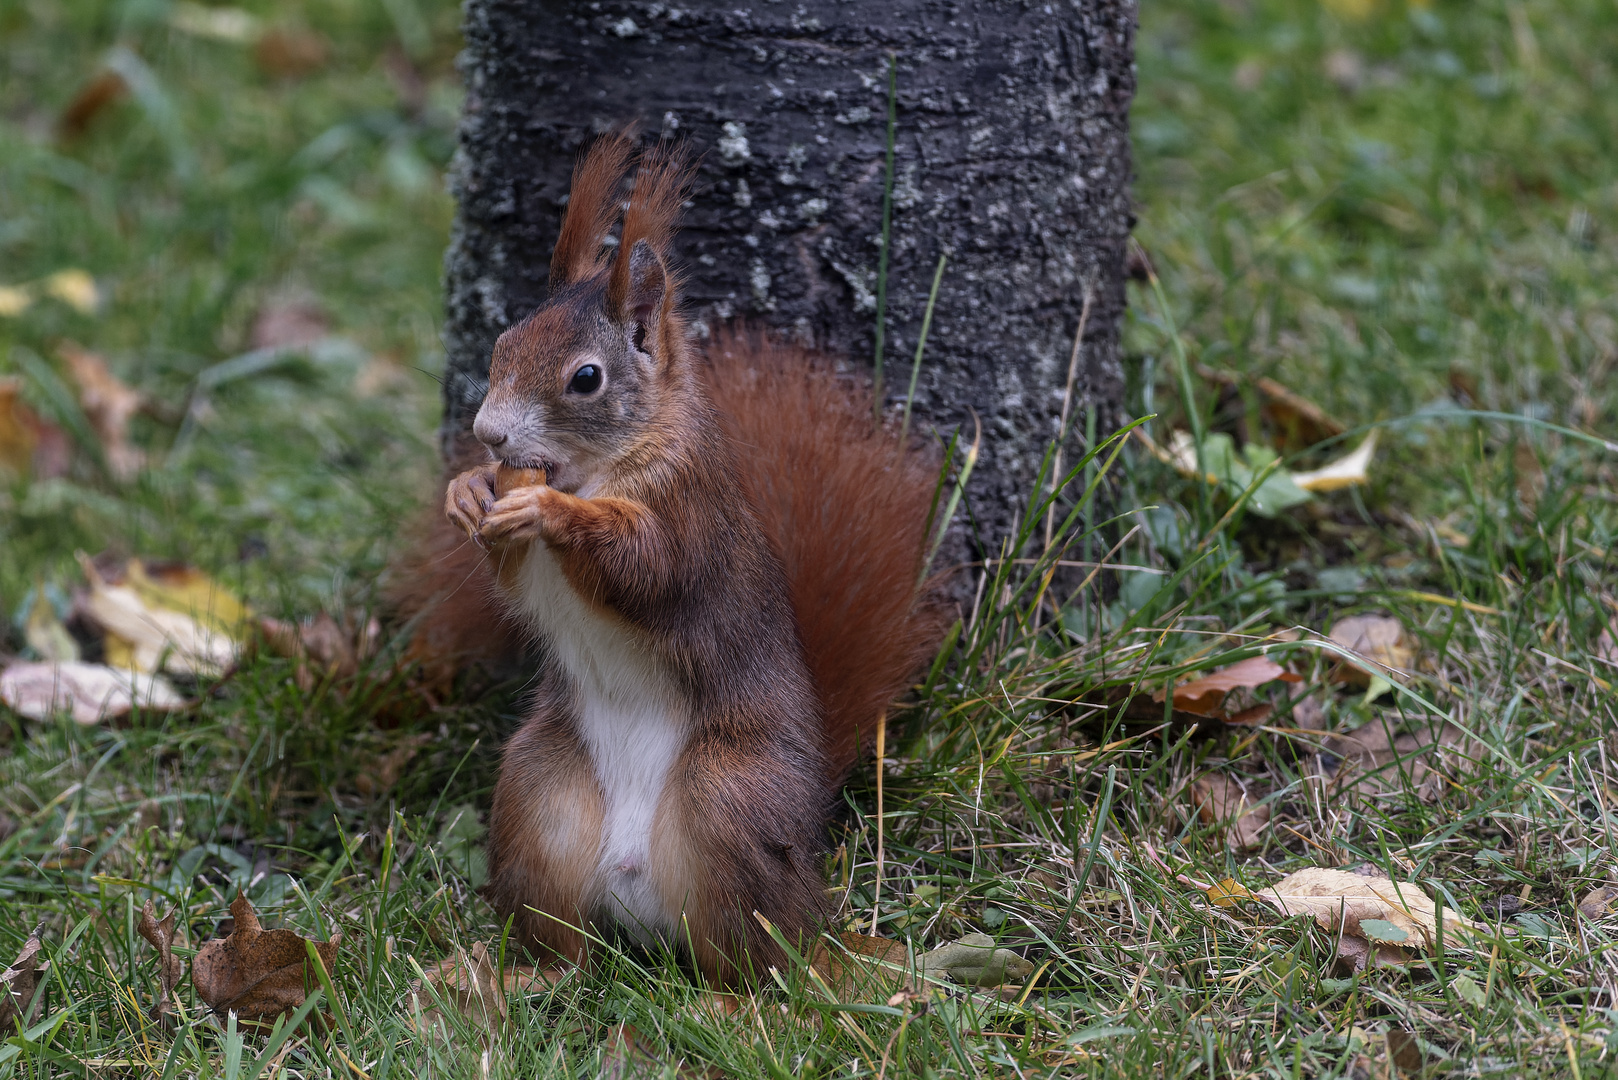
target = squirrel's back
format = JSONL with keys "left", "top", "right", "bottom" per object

{"left": 703, "top": 327, "right": 950, "bottom": 785}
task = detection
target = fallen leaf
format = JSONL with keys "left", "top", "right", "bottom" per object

{"left": 255, "top": 28, "right": 330, "bottom": 78}
{"left": 0, "top": 926, "right": 48, "bottom": 1033}
{"left": 44, "top": 271, "right": 100, "bottom": 315}
{"left": 354, "top": 733, "right": 433, "bottom": 798}
{"left": 125, "top": 559, "right": 252, "bottom": 639}
{"left": 0, "top": 286, "right": 30, "bottom": 318}
{"left": 1328, "top": 614, "right": 1414, "bottom": 687}
{"left": 1577, "top": 885, "right": 1618, "bottom": 921}
{"left": 1191, "top": 775, "right": 1270, "bottom": 851}
{"left": 1155, "top": 656, "right": 1301, "bottom": 716}
{"left": 192, "top": 891, "right": 339, "bottom": 1023}
{"left": 1205, "top": 877, "right": 1256, "bottom": 908}
{"left": 407, "top": 941, "right": 508, "bottom": 1041}
{"left": 137, "top": 899, "right": 184, "bottom": 1023}
{"left": 59, "top": 69, "right": 129, "bottom": 138}
{"left": 250, "top": 297, "right": 328, "bottom": 350}
{"left": 1385, "top": 1028, "right": 1429, "bottom": 1074}
{"left": 1255, "top": 867, "right": 1482, "bottom": 950}
{"left": 169, "top": 2, "right": 261, "bottom": 41}
{"left": 1321, "top": 716, "right": 1472, "bottom": 801}
{"left": 1513, "top": 441, "right": 1545, "bottom": 511}
{"left": 1291, "top": 432, "right": 1377, "bottom": 492}
{"left": 0, "top": 378, "right": 71, "bottom": 480}
{"left": 23, "top": 588, "right": 80, "bottom": 663}
{"left": 915, "top": 933, "right": 1033, "bottom": 988}
{"left": 1596, "top": 628, "right": 1617, "bottom": 668}
{"left": 1199, "top": 367, "right": 1346, "bottom": 451}
{"left": 0, "top": 660, "right": 186, "bottom": 723}
{"left": 601, "top": 1023, "right": 720, "bottom": 1080}
{"left": 60, "top": 344, "right": 141, "bottom": 479}
{"left": 256, "top": 611, "right": 379, "bottom": 689}
{"left": 0, "top": 378, "right": 37, "bottom": 476}
{"left": 1332, "top": 932, "right": 1409, "bottom": 976}
{"left": 78, "top": 554, "right": 241, "bottom": 677}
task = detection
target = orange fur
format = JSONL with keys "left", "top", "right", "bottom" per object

{"left": 392, "top": 137, "right": 950, "bottom": 986}
{"left": 549, "top": 133, "right": 634, "bottom": 287}
{"left": 702, "top": 330, "right": 951, "bottom": 784}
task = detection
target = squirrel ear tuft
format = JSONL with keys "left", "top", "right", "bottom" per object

{"left": 622, "top": 239, "right": 667, "bottom": 325}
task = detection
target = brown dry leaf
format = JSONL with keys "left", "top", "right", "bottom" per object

{"left": 1513, "top": 441, "right": 1546, "bottom": 511}
{"left": 192, "top": 891, "right": 339, "bottom": 1022}
{"left": 0, "top": 378, "right": 71, "bottom": 480}
{"left": 1155, "top": 656, "right": 1301, "bottom": 717}
{"left": 1191, "top": 775, "right": 1270, "bottom": 851}
{"left": 1255, "top": 867, "right": 1482, "bottom": 950}
{"left": 1594, "top": 628, "right": 1616, "bottom": 669}
{"left": 255, "top": 28, "right": 330, "bottom": 78}
{"left": 256, "top": 611, "right": 380, "bottom": 690}
{"left": 1332, "top": 932, "right": 1409, "bottom": 976}
{"left": 1200, "top": 367, "right": 1347, "bottom": 452}
{"left": 407, "top": 941, "right": 508, "bottom": 1041}
{"left": 59, "top": 69, "right": 129, "bottom": 139}
{"left": 601, "top": 1023, "right": 721, "bottom": 1080}
{"left": 810, "top": 930, "right": 912, "bottom": 995}
{"left": 79, "top": 554, "right": 241, "bottom": 677}
{"left": 250, "top": 298, "right": 328, "bottom": 350}
{"left": 1577, "top": 885, "right": 1618, "bottom": 921}
{"left": 355, "top": 733, "right": 433, "bottom": 798}
{"left": 137, "top": 899, "right": 184, "bottom": 1023}
{"left": 0, "top": 378, "right": 37, "bottom": 477}
{"left": 1328, "top": 614, "right": 1415, "bottom": 687}
{"left": 0, "top": 660, "right": 186, "bottom": 723}
{"left": 60, "top": 344, "right": 143, "bottom": 480}
{"left": 1323, "top": 716, "right": 1472, "bottom": 801}
{"left": 0, "top": 926, "right": 47, "bottom": 1033}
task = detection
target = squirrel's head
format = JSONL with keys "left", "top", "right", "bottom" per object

{"left": 473, "top": 136, "right": 691, "bottom": 494}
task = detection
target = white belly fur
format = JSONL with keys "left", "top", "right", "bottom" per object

{"left": 512, "top": 543, "right": 687, "bottom": 943}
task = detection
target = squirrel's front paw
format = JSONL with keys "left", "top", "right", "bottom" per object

{"left": 445, "top": 465, "right": 499, "bottom": 544}
{"left": 480, "top": 486, "right": 559, "bottom": 546}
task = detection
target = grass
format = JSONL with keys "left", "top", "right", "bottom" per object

{"left": 2, "top": 0, "right": 1617, "bottom": 1076}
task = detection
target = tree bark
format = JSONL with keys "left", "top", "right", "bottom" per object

{"left": 443, "top": 0, "right": 1136, "bottom": 554}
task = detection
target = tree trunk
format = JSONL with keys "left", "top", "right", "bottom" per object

{"left": 443, "top": 0, "right": 1136, "bottom": 555}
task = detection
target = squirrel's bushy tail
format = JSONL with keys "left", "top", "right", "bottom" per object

{"left": 703, "top": 327, "right": 953, "bottom": 785}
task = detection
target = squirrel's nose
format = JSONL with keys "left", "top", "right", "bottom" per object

{"left": 472, "top": 410, "right": 509, "bottom": 450}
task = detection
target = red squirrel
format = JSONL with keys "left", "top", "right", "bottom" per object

{"left": 413, "top": 135, "right": 947, "bottom": 984}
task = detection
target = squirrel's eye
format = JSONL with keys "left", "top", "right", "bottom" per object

{"left": 568, "top": 364, "right": 603, "bottom": 394}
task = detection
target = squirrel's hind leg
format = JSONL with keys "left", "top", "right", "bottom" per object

{"left": 486, "top": 710, "right": 605, "bottom": 967}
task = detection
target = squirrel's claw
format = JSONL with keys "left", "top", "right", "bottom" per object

{"left": 481, "top": 487, "right": 552, "bottom": 545}
{"left": 445, "top": 465, "right": 500, "bottom": 544}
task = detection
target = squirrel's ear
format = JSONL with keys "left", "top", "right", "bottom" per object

{"left": 621, "top": 239, "right": 667, "bottom": 325}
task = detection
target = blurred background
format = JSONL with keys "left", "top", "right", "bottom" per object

{"left": 2, "top": 0, "right": 1613, "bottom": 620}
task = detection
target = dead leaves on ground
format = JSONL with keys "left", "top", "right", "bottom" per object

{"left": 137, "top": 900, "right": 184, "bottom": 1023}
{"left": 1157, "top": 655, "right": 1301, "bottom": 718}
{"left": 1190, "top": 775, "right": 1269, "bottom": 850}
{"left": 192, "top": 891, "right": 339, "bottom": 1024}
{"left": 407, "top": 943, "right": 559, "bottom": 1043}
{"left": 1205, "top": 867, "right": 1482, "bottom": 975}
{"left": 0, "top": 659, "right": 185, "bottom": 724}
{"left": 0, "top": 927, "right": 48, "bottom": 1033}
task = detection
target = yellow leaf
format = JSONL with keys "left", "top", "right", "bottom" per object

{"left": 43, "top": 269, "right": 98, "bottom": 315}
{"left": 1206, "top": 877, "right": 1256, "bottom": 907}
{"left": 1255, "top": 867, "right": 1482, "bottom": 949}
{"left": 0, "top": 285, "right": 31, "bottom": 318}
{"left": 1291, "top": 432, "right": 1377, "bottom": 492}
{"left": 78, "top": 554, "right": 240, "bottom": 677}
{"left": 125, "top": 560, "right": 251, "bottom": 638}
